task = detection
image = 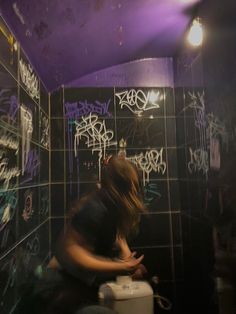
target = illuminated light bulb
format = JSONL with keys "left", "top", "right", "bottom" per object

{"left": 187, "top": 18, "right": 203, "bottom": 47}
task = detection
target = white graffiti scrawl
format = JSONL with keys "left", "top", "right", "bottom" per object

{"left": 24, "top": 234, "right": 40, "bottom": 267}
{"left": 207, "top": 113, "right": 228, "bottom": 149}
{"left": 0, "top": 151, "right": 20, "bottom": 190}
{"left": 19, "top": 58, "right": 40, "bottom": 100}
{"left": 184, "top": 91, "right": 209, "bottom": 177}
{"left": 186, "top": 91, "right": 208, "bottom": 151}
{"left": 115, "top": 89, "right": 162, "bottom": 115}
{"left": 188, "top": 147, "right": 208, "bottom": 175}
{"left": 40, "top": 112, "right": 49, "bottom": 149}
{"left": 20, "top": 105, "right": 33, "bottom": 175}
{"left": 127, "top": 149, "right": 166, "bottom": 185}
{"left": 74, "top": 113, "right": 117, "bottom": 179}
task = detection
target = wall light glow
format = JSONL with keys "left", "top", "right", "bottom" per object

{"left": 148, "top": 90, "right": 160, "bottom": 106}
{"left": 187, "top": 18, "right": 203, "bottom": 47}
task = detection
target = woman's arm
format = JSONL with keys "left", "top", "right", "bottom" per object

{"left": 115, "top": 235, "right": 148, "bottom": 279}
{"left": 56, "top": 228, "right": 144, "bottom": 274}
{"left": 116, "top": 236, "right": 133, "bottom": 260}
{"left": 65, "top": 242, "right": 143, "bottom": 273}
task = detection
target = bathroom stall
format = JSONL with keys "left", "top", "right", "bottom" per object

{"left": 0, "top": 0, "right": 235, "bottom": 313}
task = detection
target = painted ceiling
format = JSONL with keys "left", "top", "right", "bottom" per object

{"left": 0, "top": 0, "right": 201, "bottom": 91}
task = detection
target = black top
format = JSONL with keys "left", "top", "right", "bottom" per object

{"left": 71, "top": 191, "right": 118, "bottom": 257}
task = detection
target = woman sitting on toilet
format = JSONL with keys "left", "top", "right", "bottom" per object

{"left": 49, "top": 155, "right": 147, "bottom": 285}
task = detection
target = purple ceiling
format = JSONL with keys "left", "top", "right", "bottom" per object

{"left": 0, "top": 0, "right": 201, "bottom": 91}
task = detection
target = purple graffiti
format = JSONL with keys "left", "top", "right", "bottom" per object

{"left": 64, "top": 99, "right": 112, "bottom": 119}
{"left": 0, "top": 89, "right": 19, "bottom": 124}
{"left": 39, "top": 187, "right": 49, "bottom": 216}
{"left": 21, "top": 149, "right": 40, "bottom": 184}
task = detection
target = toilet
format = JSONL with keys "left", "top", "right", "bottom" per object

{"left": 99, "top": 276, "right": 154, "bottom": 314}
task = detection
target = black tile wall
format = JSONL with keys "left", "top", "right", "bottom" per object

{"left": 169, "top": 180, "right": 181, "bottom": 210}
{"left": 51, "top": 183, "right": 65, "bottom": 217}
{"left": 50, "top": 118, "right": 64, "bottom": 150}
{"left": 50, "top": 84, "right": 183, "bottom": 310}
{"left": 50, "top": 87, "right": 64, "bottom": 118}
{"left": 144, "top": 180, "right": 169, "bottom": 212}
{"left": 175, "top": 116, "right": 185, "bottom": 146}
{"left": 130, "top": 213, "right": 171, "bottom": 247}
{"left": 171, "top": 213, "right": 182, "bottom": 245}
{"left": 40, "top": 83, "right": 49, "bottom": 115}
{"left": 0, "top": 17, "right": 50, "bottom": 313}
{"left": 39, "top": 148, "right": 49, "bottom": 183}
{"left": 135, "top": 246, "right": 173, "bottom": 281}
{"left": 51, "top": 150, "right": 65, "bottom": 182}
{"left": 116, "top": 117, "right": 165, "bottom": 148}
{"left": 0, "top": 248, "right": 18, "bottom": 314}
{"left": 51, "top": 217, "right": 64, "bottom": 254}
{"left": 173, "top": 247, "right": 184, "bottom": 281}
{"left": 174, "top": 88, "right": 184, "bottom": 116}
{"left": 167, "top": 148, "right": 178, "bottom": 179}
{"left": 67, "top": 150, "right": 95, "bottom": 182}
{"left": 19, "top": 87, "right": 39, "bottom": 143}
{"left": 201, "top": 12, "right": 236, "bottom": 313}
{"left": 176, "top": 147, "right": 187, "bottom": 178}
{"left": 172, "top": 6, "right": 236, "bottom": 308}
{"left": 166, "top": 117, "right": 177, "bottom": 147}
{"left": 165, "top": 87, "right": 175, "bottom": 117}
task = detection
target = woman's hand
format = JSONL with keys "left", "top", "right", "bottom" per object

{"left": 131, "top": 263, "right": 148, "bottom": 279}
{"left": 119, "top": 251, "right": 137, "bottom": 262}
{"left": 47, "top": 256, "right": 62, "bottom": 269}
{"left": 121, "top": 253, "right": 147, "bottom": 278}
{"left": 119, "top": 253, "right": 144, "bottom": 273}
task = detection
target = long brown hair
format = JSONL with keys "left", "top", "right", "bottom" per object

{"left": 100, "top": 155, "right": 146, "bottom": 237}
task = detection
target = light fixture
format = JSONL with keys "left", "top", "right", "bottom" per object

{"left": 187, "top": 18, "right": 203, "bottom": 47}
{"left": 148, "top": 90, "right": 160, "bottom": 107}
